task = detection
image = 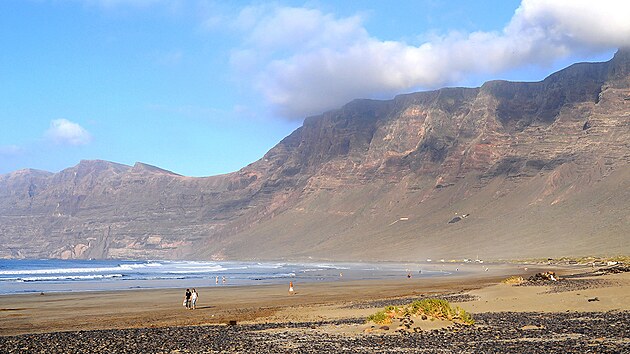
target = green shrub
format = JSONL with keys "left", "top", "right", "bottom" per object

{"left": 457, "top": 307, "right": 475, "bottom": 325}
{"left": 367, "top": 298, "right": 475, "bottom": 325}
{"left": 411, "top": 299, "right": 453, "bottom": 319}
{"left": 366, "top": 310, "right": 391, "bottom": 324}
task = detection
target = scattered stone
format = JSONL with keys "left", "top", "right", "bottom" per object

{"left": 521, "top": 325, "right": 545, "bottom": 330}
{"left": 528, "top": 271, "right": 559, "bottom": 282}
{"left": 1, "top": 312, "right": 628, "bottom": 353}
{"left": 600, "top": 264, "right": 630, "bottom": 274}
{"left": 345, "top": 293, "right": 478, "bottom": 309}
{"left": 519, "top": 277, "right": 618, "bottom": 294}
{"left": 448, "top": 216, "right": 462, "bottom": 224}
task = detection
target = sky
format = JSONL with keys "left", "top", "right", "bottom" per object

{"left": 1, "top": 1, "right": 629, "bottom": 177}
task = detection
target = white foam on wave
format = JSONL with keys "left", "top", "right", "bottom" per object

{"left": 14, "top": 274, "right": 124, "bottom": 282}
{"left": 313, "top": 263, "right": 350, "bottom": 270}
{"left": 301, "top": 268, "right": 322, "bottom": 272}
{"left": 251, "top": 262, "right": 286, "bottom": 269}
{"left": 122, "top": 262, "right": 163, "bottom": 269}
{"left": 0, "top": 262, "right": 163, "bottom": 275}
{"left": 143, "top": 276, "right": 188, "bottom": 280}
{"left": 166, "top": 265, "right": 225, "bottom": 274}
{"left": 251, "top": 272, "right": 296, "bottom": 280}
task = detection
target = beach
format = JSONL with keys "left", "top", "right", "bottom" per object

{"left": 1, "top": 264, "right": 629, "bottom": 353}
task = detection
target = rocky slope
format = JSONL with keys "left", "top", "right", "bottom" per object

{"left": 1, "top": 50, "right": 629, "bottom": 261}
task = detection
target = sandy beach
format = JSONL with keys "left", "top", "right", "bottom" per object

{"left": 1, "top": 264, "right": 629, "bottom": 352}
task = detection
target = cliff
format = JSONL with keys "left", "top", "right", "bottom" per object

{"left": 1, "top": 50, "right": 629, "bottom": 261}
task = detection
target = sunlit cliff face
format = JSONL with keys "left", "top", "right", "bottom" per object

{"left": 1, "top": 50, "right": 629, "bottom": 261}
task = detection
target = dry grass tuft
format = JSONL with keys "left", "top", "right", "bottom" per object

{"left": 502, "top": 276, "right": 525, "bottom": 285}
{"left": 367, "top": 298, "right": 474, "bottom": 325}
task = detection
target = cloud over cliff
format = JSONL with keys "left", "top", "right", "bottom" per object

{"left": 233, "top": 0, "right": 630, "bottom": 119}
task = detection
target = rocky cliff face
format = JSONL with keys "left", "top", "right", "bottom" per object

{"left": 1, "top": 50, "right": 629, "bottom": 261}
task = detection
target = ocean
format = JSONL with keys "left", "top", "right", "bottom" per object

{"left": 0, "top": 259, "right": 452, "bottom": 295}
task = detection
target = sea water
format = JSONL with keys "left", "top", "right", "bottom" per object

{"left": 0, "top": 259, "right": 452, "bottom": 295}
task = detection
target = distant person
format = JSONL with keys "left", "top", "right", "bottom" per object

{"left": 184, "top": 288, "right": 192, "bottom": 309}
{"left": 191, "top": 289, "right": 198, "bottom": 309}
{"left": 215, "top": 276, "right": 219, "bottom": 285}
{"left": 288, "top": 281, "right": 294, "bottom": 295}
{"left": 222, "top": 276, "right": 226, "bottom": 284}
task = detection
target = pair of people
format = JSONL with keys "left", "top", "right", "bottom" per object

{"left": 183, "top": 288, "right": 198, "bottom": 309}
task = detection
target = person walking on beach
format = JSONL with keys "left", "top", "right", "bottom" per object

{"left": 184, "top": 288, "right": 192, "bottom": 309}
{"left": 191, "top": 289, "right": 198, "bottom": 309}
{"left": 288, "top": 281, "right": 295, "bottom": 295}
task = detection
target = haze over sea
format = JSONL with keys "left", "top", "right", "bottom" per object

{"left": 0, "top": 259, "right": 454, "bottom": 295}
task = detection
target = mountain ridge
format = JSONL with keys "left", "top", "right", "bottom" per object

{"left": 1, "top": 50, "right": 629, "bottom": 261}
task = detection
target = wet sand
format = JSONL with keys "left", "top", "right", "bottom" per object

{"left": 1, "top": 264, "right": 629, "bottom": 353}
{"left": 0, "top": 264, "right": 517, "bottom": 336}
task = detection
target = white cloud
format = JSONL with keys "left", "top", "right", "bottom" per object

{"left": 45, "top": 119, "right": 93, "bottom": 146}
{"left": 508, "top": 0, "right": 630, "bottom": 49}
{"left": 236, "top": 5, "right": 367, "bottom": 52}
{"left": 232, "top": 0, "right": 630, "bottom": 119}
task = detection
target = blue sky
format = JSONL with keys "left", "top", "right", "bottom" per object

{"left": 1, "top": 1, "right": 628, "bottom": 177}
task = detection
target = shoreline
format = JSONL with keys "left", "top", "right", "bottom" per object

{"left": 0, "top": 270, "right": 514, "bottom": 336}
{"left": 0, "top": 259, "right": 512, "bottom": 296}
{"left": 1, "top": 265, "right": 628, "bottom": 352}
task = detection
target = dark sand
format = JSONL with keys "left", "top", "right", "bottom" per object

{"left": 1, "top": 264, "right": 628, "bottom": 353}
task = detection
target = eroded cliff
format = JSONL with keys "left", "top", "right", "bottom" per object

{"left": 1, "top": 50, "right": 629, "bottom": 261}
